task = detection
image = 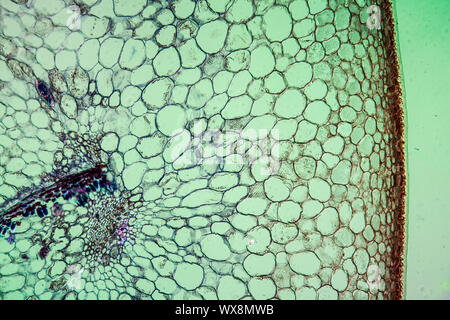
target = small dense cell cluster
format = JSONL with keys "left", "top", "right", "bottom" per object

{"left": 0, "top": 129, "right": 142, "bottom": 298}
{"left": 0, "top": 0, "right": 404, "bottom": 300}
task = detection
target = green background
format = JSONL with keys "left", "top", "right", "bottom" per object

{"left": 395, "top": 0, "right": 450, "bottom": 299}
